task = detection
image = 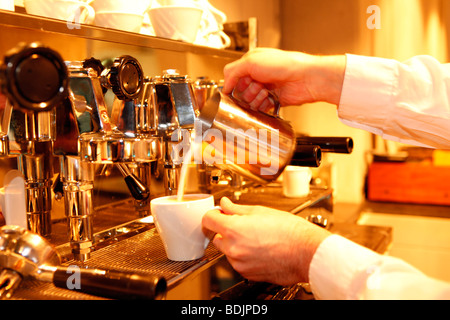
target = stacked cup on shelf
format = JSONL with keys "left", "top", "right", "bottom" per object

{"left": 0, "top": 0, "right": 14, "bottom": 11}
{"left": 22, "top": 0, "right": 150, "bottom": 33}
{"left": 149, "top": 0, "right": 231, "bottom": 48}
{"left": 91, "top": 0, "right": 151, "bottom": 33}
{"left": 23, "top": 0, "right": 96, "bottom": 27}
{"left": 21, "top": 0, "right": 230, "bottom": 48}
{"left": 148, "top": 0, "right": 204, "bottom": 43}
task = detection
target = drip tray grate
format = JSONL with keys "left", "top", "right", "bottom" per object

{"left": 11, "top": 226, "right": 222, "bottom": 300}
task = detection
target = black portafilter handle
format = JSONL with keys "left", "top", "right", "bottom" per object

{"left": 0, "top": 42, "right": 69, "bottom": 112}
{"left": 52, "top": 267, "right": 167, "bottom": 300}
{"left": 290, "top": 145, "right": 322, "bottom": 167}
{"left": 117, "top": 164, "right": 150, "bottom": 201}
{"left": 124, "top": 174, "right": 150, "bottom": 201}
{"left": 296, "top": 136, "right": 354, "bottom": 154}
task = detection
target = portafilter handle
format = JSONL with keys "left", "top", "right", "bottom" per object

{"left": 0, "top": 225, "right": 166, "bottom": 300}
{"left": 37, "top": 265, "right": 167, "bottom": 300}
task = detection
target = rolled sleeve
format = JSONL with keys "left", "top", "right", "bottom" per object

{"left": 338, "top": 54, "right": 450, "bottom": 149}
{"left": 339, "top": 54, "right": 398, "bottom": 133}
{"left": 308, "top": 235, "right": 380, "bottom": 300}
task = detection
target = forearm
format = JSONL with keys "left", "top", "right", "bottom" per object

{"left": 306, "top": 54, "right": 347, "bottom": 105}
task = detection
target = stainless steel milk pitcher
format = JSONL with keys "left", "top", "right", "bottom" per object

{"left": 197, "top": 91, "right": 296, "bottom": 184}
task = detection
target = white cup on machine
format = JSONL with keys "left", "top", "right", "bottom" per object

{"left": 150, "top": 193, "right": 217, "bottom": 261}
{"left": 24, "top": 0, "right": 95, "bottom": 25}
{"left": 282, "top": 166, "right": 312, "bottom": 198}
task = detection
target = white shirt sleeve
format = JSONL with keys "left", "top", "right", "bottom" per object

{"left": 309, "top": 235, "right": 450, "bottom": 300}
{"left": 338, "top": 54, "right": 450, "bottom": 149}
{"left": 312, "top": 55, "right": 450, "bottom": 299}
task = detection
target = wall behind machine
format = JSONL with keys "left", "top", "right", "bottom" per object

{"left": 214, "top": 0, "right": 450, "bottom": 203}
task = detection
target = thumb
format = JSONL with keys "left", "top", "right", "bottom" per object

{"left": 220, "top": 197, "right": 254, "bottom": 216}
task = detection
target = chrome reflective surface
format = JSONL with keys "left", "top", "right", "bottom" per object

{"left": 198, "top": 91, "right": 296, "bottom": 184}
{"left": 0, "top": 225, "right": 60, "bottom": 276}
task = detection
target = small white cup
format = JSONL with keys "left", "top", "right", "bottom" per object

{"left": 95, "top": 11, "right": 144, "bottom": 33}
{"left": 157, "top": 0, "right": 197, "bottom": 7}
{"left": 283, "top": 166, "right": 312, "bottom": 198}
{"left": 148, "top": 6, "right": 203, "bottom": 43}
{"left": 24, "top": 0, "right": 95, "bottom": 25}
{"left": 150, "top": 193, "right": 216, "bottom": 261}
{"left": 0, "top": 170, "right": 27, "bottom": 229}
{"left": 91, "top": 0, "right": 151, "bottom": 14}
{"left": 0, "top": 0, "right": 14, "bottom": 11}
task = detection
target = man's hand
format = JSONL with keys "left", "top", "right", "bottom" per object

{"left": 223, "top": 48, "right": 346, "bottom": 111}
{"left": 202, "top": 197, "right": 331, "bottom": 285}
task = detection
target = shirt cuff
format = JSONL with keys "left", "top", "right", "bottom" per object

{"left": 338, "top": 54, "right": 398, "bottom": 137}
{"left": 308, "top": 234, "right": 381, "bottom": 300}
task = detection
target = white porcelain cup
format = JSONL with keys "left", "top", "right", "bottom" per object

{"left": 95, "top": 11, "right": 144, "bottom": 33}
{"left": 24, "top": 0, "right": 95, "bottom": 24}
{"left": 148, "top": 6, "right": 203, "bottom": 43}
{"left": 92, "top": 0, "right": 151, "bottom": 14}
{"left": 150, "top": 194, "right": 216, "bottom": 261}
{"left": 0, "top": 0, "right": 14, "bottom": 11}
{"left": 157, "top": 0, "right": 197, "bottom": 7}
{"left": 194, "top": 0, "right": 231, "bottom": 49}
{"left": 0, "top": 170, "right": 27, "bottom": 229}
{"left": 283, "top": 166, "right": 312, "bottom": 198}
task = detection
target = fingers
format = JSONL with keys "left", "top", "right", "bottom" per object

{"left": 202, "top": 197, "right": 254, "bottom": 235}
{"left": 231, "top": 79, "right": 276, "bottom": 112}
{"left": 225, "top": 66, "right": 277, "bottom": 112}
{"left": 202, "top": 208, "right": 229, "bottom": 234}
{"left": 223, "top": 59, "right": 249, "bottom": 94}
{"left": 258, "top": 97, "right": 276, "bottom": 113}
{"left": 211, "top": 233, "right": 225, "bottom": 253}
{"left": 223, "top": 48, "right": 272, "bottom": 94}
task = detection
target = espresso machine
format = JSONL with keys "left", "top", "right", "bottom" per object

{"left": 0, "top": 42, "right": 354, "bottom": 300}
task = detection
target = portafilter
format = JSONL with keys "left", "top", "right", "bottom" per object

{"left": 0, "top": 225, "right": 167, "bottom": 300}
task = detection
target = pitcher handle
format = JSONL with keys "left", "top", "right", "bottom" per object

{"left": 267, "top": 91, "right": 281, "bottom": 117}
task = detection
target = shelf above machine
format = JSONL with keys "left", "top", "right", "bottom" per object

{"left": 0, "top": 10, "right": 243, "bottom": 60}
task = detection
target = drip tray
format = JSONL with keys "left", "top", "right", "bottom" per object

{"left": 11, "top": 224, "right": 223, "bottom": 300}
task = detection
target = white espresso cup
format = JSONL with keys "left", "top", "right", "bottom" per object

{"left": 92, "top": 0, "right": 151, "bottom": 14}
{"left": 0, "top": 0, "right": 14, "bottom": 11}
{"left": 283, "top": 165, "right": 312, "bottom": 198}
{"left": 24, "top": 0, "right": 95, "bottom": 24}
{"left": 150, "top": 193, "right": 216, "bottom": 261}
{"left": 148, "top": 6, "right": 203, "bottom": 43}
{"left": 94, "top": 11, "right": 144, "bottom": 33}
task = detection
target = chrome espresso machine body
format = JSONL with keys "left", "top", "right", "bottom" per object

{"left": 0, "top": 42, "right": 353, "bottom": 300}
